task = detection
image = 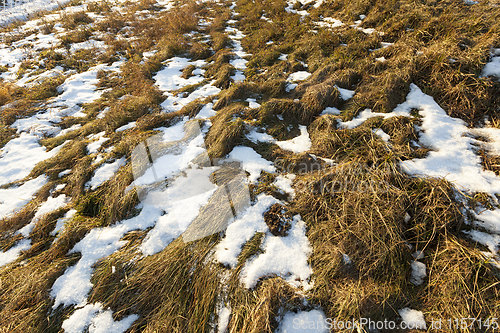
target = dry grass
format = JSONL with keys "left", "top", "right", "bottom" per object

{"left": 205, "top": 104, "right": 246, "bottom": 158}
{"left": 292, "top": 160, "right": 498, "bottom": 330}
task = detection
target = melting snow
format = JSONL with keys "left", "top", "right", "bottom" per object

{"left": 18, "top": 194, "right": 69, "bottom": 237}
{"left": 482, "top": 48, "right": 500, "bottom": 80}
{"left": 320, "top": 106, "right": 341, "bottom": 116}
{"left": 50, "top": 204, "right": 163, "bottom": 307}
{"left": 55, "top": 62, "right": 122, "bottom": 106}
{"left": 395, "top": 84, "right": 500, "bottom": 196}
{"left": 410, "top": 260, "right": 426, "bottom": 286}
{"left": 274, "top": 174, "right": 296, "bottom": 198}
{"left": 0, "top": 175, "right": 49, "bottom": 219}
{"left": 372, "top": 128, "right": 390, "bottom": 142}
{"left": 61, "top": 303, "right": 138, "bottom": 333}
{"left": 0, "top": 239, "right": 31, "bottom": 267}
{"left": 86, "top": 158, "right": 126, "bottom": 191}
{"left": 246, "top": 98, "right": 261, "bottom": 109}
{"left": 115, "top": 122, "right": 136, "bottom": 132}
{"left": 277, "top": 309, "right": 329, "bottom": 333}
{"left": 51, "top": 209, "right": 77, "bottom": 236}
{"left": 276, "top": 125, "right": 312, "bottom": 153}
{"left": 153, "top": 57, "right": 206, "bottom": 91}
{"left": 317, "top": 17, "right": 344, "bottom": 29}
{"left": 217, "top": 303, "right": 231, "bottom": 333}
{"left": 139, "top": 167, "right": 217, "bottom": 256}
{"left": 288, "top": 71, "right": 311, "bottom": 82}
{"left": 398, "top": 308, "right": 426, "bottom": 330}
{"left": 0, "top": 133, "right": 62, "bottom": 186}
{"left": 228, "top": 146, "right": 275, "bottom": 182}
{"left": 241, "top": 215, "right": 313, "bottom": 290}
{"left": 87, "top": 132, "right": 109, "bottom": 154}
{"left": 215, "top": 194, "right": 279, "bottom": 268}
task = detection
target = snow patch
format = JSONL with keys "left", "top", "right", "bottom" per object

{"left": 276, "top": 125, "right": 312, "bottom": 153}
{"left": 228, "top": 146, "right": 275, "bottom": 182}
{"left": 86, "top": 158, "right": 126, "bottom": 191}
{"left": 241, "top": 215, "right": 313, "bottom": 290}
{"left": 398, "top": 308, "right": 426, "bottom": 330}
{"left": 277, "top": 310, "right": 329, "bottom": 333}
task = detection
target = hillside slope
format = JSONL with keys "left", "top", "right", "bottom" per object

{"left": 0, "top": 0, "right": 500, "bottom": 332}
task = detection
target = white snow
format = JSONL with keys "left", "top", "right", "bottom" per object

{"left": 398, "top": 308, "right": 426, "bottom": 330}
{"left": 246, "top": 129, "right": 275, "bottom": 144}
{"left": 277, "top": 310, "right": 329, "bottom": 333}
{"left": 286, "top": 83, "right": 298, "bottom": 92}
{"left": 0, "top": 0, "right": 73, "bottom": 26}
{"left": 139, "top": 167, "right": 217, "bottom": 255}
{"left": 18, "top": 194, "right": 69, "bottom": 237}
{"left": 59, "top": 169, "right": 72, "bottom": 177}
{"left": 339, "top": 108, "right": 401, "bottom": 129}
{"left": 288, "top": 71, "right": 311, "bottom": 82}
{"left": 482, "top": 48, "right": 500, "bottom": 80}
{"left": 472, "top": 208, "right": 500, "bottom": 234}
{"left": 0, "top": 175, "right": 48, "bottom": 219}
{"left": 69, "top": 40, "right": 106, "bottom": 53}
{"left": 276, "top": 125, "right": 312, "bottom": 153}
{"left": 336, "top": 86, "right": 355, "bottom": 100}
{"left": 52, "top": 122, "right": 213, "bottom": 307}
{"left": 241, "top": 215, "right": 313, "bottom": 290}
{"left": 217, "top": 304, "right": 231, "bottom": 333}
{"left": 159, "top": 81, "right": 221, "bottom": 112}
{"left": 51, "top": 209, "right": 77, "bottom": 236}
{"left": 132, "top": 121, "right": 208, "bottom": 187}
{"left": 115, "top": 122, "right": 136, "bottom": 132}
{"left": 0, "top": 239, "right": 31, "bottom": 267}
{"left": 372, "top": 128, "right": 390, "bottom": 142}
{"left": 0, "top": 133, "right": 62, "bottom": 186}
{"left": 86, "top": 158, "right": 126, "bottom": 191}
{"left": 228, "top": 146, "right": 276, "bottom": 182}
{"left": 88, "top": 310, "right": 139, "bottom": 333}
{"left": 55, "top": 62, "right": 122, "bottom": 107}
{"left": 12, "top": 103, "right": 83, "bottom": 137}
{"left": 50, "top": 203, "right": 164, "bottom": 307}
{"left": 196, "top": 102, "right": 217, "bottom": 119}
{"left": 463, "top": 229, "right": 500, "bottom": 253}
{"left": 55, "top": 184, "right": 66, "bottom": 191}
{"left": 246, "top": 98, "right": 260, "bottom": 109}
{"left": 87, "top": 132, "right": 109, "bottom": 154}
{"left": 17, "top": 65, "right": 64, "bottom": 88}
{"left": 153, "top": 57, "right": 206, "bottom": 91}
{"left": 337, "top": 84, "right": 500, "bottom": 196}
{"left": 395, "top": 84, "right": 500, "bottom": 196}
{"left": 274, "top": 174, "right": 296, "bottom": 198}
{"left": 320, "top": 106, "right": 341, "bottom": 116}
{"left": 225, "top": 24, "right": 250, "bottom": 82}
{"left": 57, "top": 124, "right": 82, "bottom": 138}
{"left": 410, "top": 260, "right": 426, "bottom": 286}
{"left": 215, "top": 194, "right": 280, "bottom": 268}
{"left": 62, "top": 304, "right": 102, "bottom": 333}
{"left": 61, "top": 303, "right": 138, "bottom": 333}
{"left": 317, "top": 17, "right": 344, "bottom": 29}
